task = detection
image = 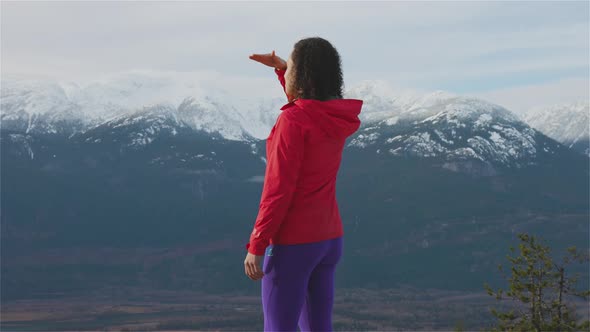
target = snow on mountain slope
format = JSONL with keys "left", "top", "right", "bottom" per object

{"left": 1, "top": 78, "right": 72, "bottom": 117}
{"left": 2, "top": 72, "right": 584, "bottom": 167}
{"left": 234, "top": 96, "right": 283, "bottom": 139}
{"left": 1, "top": 78, "right": 84, "bottom": 134}
{"left": 344, "top": 80, "right": 422, "bottom": 124}
{"left": 80, "top": 104, "right": 188, "bottom": 148}
{"left": 1, "top": 70, "right": 282, "bottom": 140}
{"left": 175, "top": 96, "right": 250, "bottom": 141}
{"left": 347, "top": 90, "right": 552, "bottom": 168}
{"left": 519, "top": 101, "right": 589, "bottom": 156}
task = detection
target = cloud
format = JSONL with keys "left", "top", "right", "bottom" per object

{"left": 470, "top": 77, "right": 590, "bottom": 114}
{"left": 1, "top": 1, "right": 588, "bottom": 111}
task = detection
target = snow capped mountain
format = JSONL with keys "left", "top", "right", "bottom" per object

{"left": 1, "top": 78, "right": 86, "bottom": 135}
{"left": 1, "top": 71, "right": 281, "bottom": 140}
{"left": 519, "top": 101, "right": 589, "bottom": 156}
{"left": 346, "top": 88, "right": 559, "bottom": 169}
{"left": 80, "top": 104, "right": 189, "bottom": 148}
{"left": 2, "top": 72, "right": 585, "bottom": 169}
{"left": 345, "top": 80, "right": 422, "bottom": 124}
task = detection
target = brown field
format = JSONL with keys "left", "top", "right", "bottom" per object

{"left": 3, "top": 285, "right": 588, "bottom": 331}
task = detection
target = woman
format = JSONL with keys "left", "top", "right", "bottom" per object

{"left": 245, "top": 37, "right": 363, "bottom": 332}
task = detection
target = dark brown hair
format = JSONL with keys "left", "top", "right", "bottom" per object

{"left": 290, "top": 37, "right": 344, "bottom": 101}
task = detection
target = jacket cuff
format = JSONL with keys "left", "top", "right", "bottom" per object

{"left": 245, "top": 242, "right": 266, "bottom": 256}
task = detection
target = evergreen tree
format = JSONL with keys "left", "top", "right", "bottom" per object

{"left": 483, "top": 232, "right": 589, "bottom": 331}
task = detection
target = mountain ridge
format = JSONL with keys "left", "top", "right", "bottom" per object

{"left": 2, "top": 73, "right": 588, "bottom": 165}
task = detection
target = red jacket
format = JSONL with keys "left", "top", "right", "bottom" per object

{"left": 245, "top": 68, "right": 363, "bottom": 255}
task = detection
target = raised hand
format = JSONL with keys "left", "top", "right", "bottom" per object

{"left": 249, "top": 50, "right": 287, "bottom": 70}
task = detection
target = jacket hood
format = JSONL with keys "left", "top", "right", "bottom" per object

{"left": 281, "top": 98, "right": 363, "bottom": 139}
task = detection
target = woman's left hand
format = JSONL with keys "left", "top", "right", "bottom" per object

{"left": 244, "top": 252, "right": 265, "bottom": 281}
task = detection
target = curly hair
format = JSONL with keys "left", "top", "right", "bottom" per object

{"left": 290, "top": 37, "right": 344, "bottom": 101}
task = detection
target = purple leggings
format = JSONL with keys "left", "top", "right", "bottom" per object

{"left": 261, "top": 236, "right": 343, "bottom": 332}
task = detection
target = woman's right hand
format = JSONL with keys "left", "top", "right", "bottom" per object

{"left": 249, "top": 50, "right": 287, "bottom": 70}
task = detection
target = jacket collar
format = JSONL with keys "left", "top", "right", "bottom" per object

{"left": 280, "top": 97, "right": 340, "bottom": 111}
{"left": 280, "top": 98, "right": 299, "bottom": 111}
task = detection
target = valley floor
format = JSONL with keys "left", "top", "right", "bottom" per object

{"left": 3, "top": 285, "right": 589, "bottom": 331}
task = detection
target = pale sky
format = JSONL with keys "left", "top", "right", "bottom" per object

{"left": 1, "top": 1, "right": 589, "bottom": 113}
